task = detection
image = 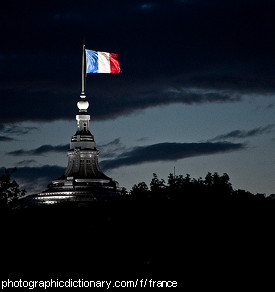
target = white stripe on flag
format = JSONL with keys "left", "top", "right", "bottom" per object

{"left": 98, "top": 52, "right": 110, "bottom": 73}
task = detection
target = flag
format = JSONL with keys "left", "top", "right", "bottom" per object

{"left": 86, "top": 49, "right": 121, "bottom": 73}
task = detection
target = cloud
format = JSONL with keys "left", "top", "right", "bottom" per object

{"left": 8, "top": 144, "right": 69, "bottom": 156}
{"left": 14, "top": 160, "right": 37, "bottom": 167}
{"left": 88, "top": 87, "right": 241, "bottom": 121}
{"left": 266, "top": 103, "right": 274, "bottom": 109}
{"left": 136, "top": 137, "right": 150, "bottom": 142}
{"left": 0, "top": 123, "right": 37, "bottom": 142}
{"left": 99, "top": 138, "right": 122, "bottom": 148}
{"left": 7, "top": 165, "right": 65, "bottom": 181}
{"left": 0, "top": 82, "right": 242, "bottom": 123}
{"left": 0, "top": 123, "right": 37, "bottom": 141}
{"left": 8, "top": 140, "right": 126, "bottom": 158}
{"left": 100, "top": 141, "right": 245, "bottom": 171}
{"left": 139, "top": 3, "right": 155, "bottom": 10}
{"left": 0, "top": 123, "right": 38, "bottom": 135}
{"left": 0, "top": 136, "right": 14, "bottom": 142}
{"left": 98, "top": 138, "right": 126, "bottom": 158}
{"left": 209, "top": 125, "right": 274, "bottom": 142}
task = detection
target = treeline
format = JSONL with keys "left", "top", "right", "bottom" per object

{"left": 0, "top": 168, "right": 274, "bottom": 209}
{"left": 129, "top": 172, "right": 272, "bottom": 202}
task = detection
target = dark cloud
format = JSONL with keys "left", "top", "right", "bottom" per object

{"left": 0, "top": 82, "right": 241, "bottom": 122}
{"left": 7, "top": 165, "right": 65, "bottom": 182}
{"left": 0, "top": 124, "right": 37, "bottom": 142}
{"left": 136, "top": 137, "right": 150, "bottom": 142}
{"left": 7, "top": 144, "right": 69, "bottom": 156}
{"left": 92, "top": 87, "right": 241, "bottom": 121}
{"left": 100, "top": 141, "right": 245, "bottom": 171}
{"left": 4, "top": 165, "right": 65, "bottom": 194}
{"left": 0, "top": 0, "right": 275, "bottom": 123}
{"left": 4, "top": 125, "right": 37, "bottom": 135}
{"left": 7, "top": 137, "right": 126, "bottom": 158}
{"left": 139, "top": 3, "right": 155, "bottom": 10}
{"left": 0, "top": 136, "right": 14, "bottom": 142}
{"left": 98, "top": 138, "right": 126, "bottom": 158}
{"left": 7, "top": 140, "right": 126, "bottom": 158}
{"left": 14, "top": 160, "right": 37, "bottom": 167}
{"left": 0, "top": 123, "right": 38, "bottom": 135}
{"left": 209, "top": 125, "right": 274, "bottom": 142}
{"left": 99, "top": 138, "right": 122, "bottom": 148}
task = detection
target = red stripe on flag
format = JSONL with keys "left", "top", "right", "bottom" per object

{"left": 109, "top": 53, "right": 121, "bottom": 73}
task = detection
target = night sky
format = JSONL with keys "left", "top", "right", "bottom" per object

{"left": 1, "top": 0, "right": 275, "bottom": 195}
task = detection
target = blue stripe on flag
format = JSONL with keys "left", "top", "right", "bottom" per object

{"left": 86, "top": 50, "right": 98, "bottom": 73}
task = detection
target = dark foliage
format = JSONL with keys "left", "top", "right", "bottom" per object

{"left": 1, "top": 172, "right": 275, "bottom": 290}
{"left": 130, "top": 172, "right": 268, "bottom": 203}
{"left": 0, "top": 168, "right": 26, "bottom": 208}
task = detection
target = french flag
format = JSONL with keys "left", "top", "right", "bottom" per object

{"left": 86, "top": 49, "right": 121, "bottom": 73}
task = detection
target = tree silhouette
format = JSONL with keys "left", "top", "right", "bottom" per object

{"left": 167, "top": 173, "right": 193, "bottom": 191}
{"left": 150, "top": 173, "right": 166, "bottom": 192}
{"left": 203, "top": 172, "right": 233, "bottom": 198}
{"left": 0, "top": 168, "right": 26, "bottom": 208}
{"left": 129, "top": 171, "right": 267, "bottom": 202}
{"left": 131, "top": 182, "right": 149, "bottom": 194}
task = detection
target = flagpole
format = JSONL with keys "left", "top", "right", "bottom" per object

{"left": 81, "top": 43, "right": 86, "bottom": 98}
